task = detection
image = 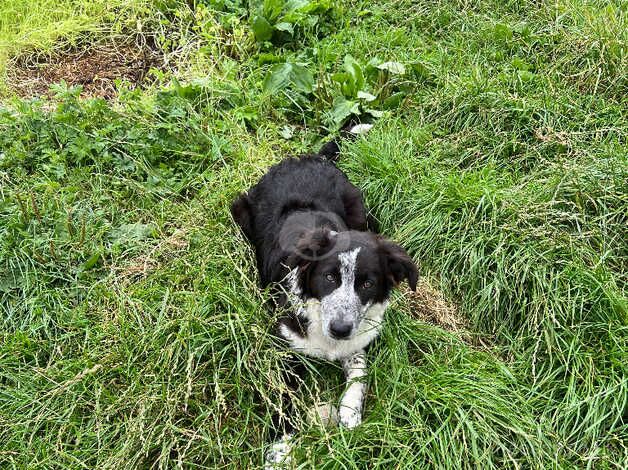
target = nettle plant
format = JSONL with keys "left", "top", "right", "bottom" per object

{"left": 250, "top": 0, "right": 336, "bottom": 45}
{"left": 263, "top": 54, "right": 414, "bottom": 129}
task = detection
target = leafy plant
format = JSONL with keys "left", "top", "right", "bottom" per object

{"left": 250, "top": 0, "right": 336, "bottom": 45}
{"left": 262, "top": 61, "right": 314, "bottom": 93}
{"left": 323, "top": 55, "right": 410, "bottom": 127}
{"left": 260, "top": 55, "right": 416, "bottom": 129}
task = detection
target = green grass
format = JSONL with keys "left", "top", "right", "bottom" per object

{"left": 0, "top": 0, "right": 149, "bottom": 73}
{"left": 1, "top": 0, "right": 627, "bottom": 468}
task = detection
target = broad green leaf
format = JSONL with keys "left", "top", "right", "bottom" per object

{"left": 364, "top": 56, "right": 383, "bottom": 79}
{"left": 263, "top": 63, "right": 314, "bottom": 94}
{"left": 329, "top": 97, "right": 360, "bottom": 126}
{"left": 275, "top": 22, "right": 294, "bottom": 34}
{"left": 263, "top": 63, "right": 293, "bottom": 93}
{"left": 290, "top": 64, "right": 314, "bottom": 93}
{"left": 263, "top": 0, "right": 284, "bottom": 21}
{"left": 382, "top": 91, "right": 406, "bottom": 109}
{"left": 81, "top": 252, "right": 101, "bottom": 271}
{"left": 331, "top": 72, "right": 349, "bottom": 83}
{"left": 341, "top": 82, "right": 355, "bottom": 98}
{"left": 367, "top": 57, "right": 382, "bottom": 68}
{"left": 285, "top": 0, "right": 309, "bottom": 13}
{"left": 366, "top": 108, "right": 385, "bottom": 118}
{"left": 303, "top": 15, "right": 319, "bottom": 27}
{"left": 410, "top": 62, "right": 434, "bottom": 82}
{"left": 357, "top": 90, "right": 377, "bottom": 102}
{"left": 344, "top": 55, "right": 365, "bottom": 91}
{"left": 252, "top": 15, "right": 273, "bottom": 42}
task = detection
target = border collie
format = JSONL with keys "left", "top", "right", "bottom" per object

{"left": 230, "top": 129, "right": 418, "bottom": 467}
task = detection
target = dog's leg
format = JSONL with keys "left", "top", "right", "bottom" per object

{"left": 339, "top": 350, "right": 367, "bottom": 428}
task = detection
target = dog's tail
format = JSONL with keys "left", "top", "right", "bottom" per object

{"left": 318, "top": 123, "right": 374, "bottom": 162}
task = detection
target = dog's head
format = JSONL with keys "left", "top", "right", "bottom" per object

{"left": 287, "top": 229, "right": 418, "bottom": 341}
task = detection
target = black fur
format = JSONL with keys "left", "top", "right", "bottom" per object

{"left": 231, "top": 154, "right": 372, "bottom": 286}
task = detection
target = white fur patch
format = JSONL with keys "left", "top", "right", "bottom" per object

{"left": 349, "top": 123, "right": 374, "bottom": 135}
{"left": 281, "top": 299, "right": 388, "bottom": 361}
{"left": 280, "top": 300, "right": 386, "bottom": 361}
{"left": 320, "top": 248, "right": 361, "bottom": 337}
{"left": 339, "top": 351, "right": 366, "bottom": 428}
{"left": 281, "top": 248, "right": 388, "bottom": 361}
{"left": 265, "top": 433, "right": 293, "bottom": 469}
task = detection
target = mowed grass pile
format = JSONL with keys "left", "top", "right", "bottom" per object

{"left": 0, "top": 0, "right": 149, "bottom": 77}
{"left": 1, "top": 0, "right": 626, "bottom": 468}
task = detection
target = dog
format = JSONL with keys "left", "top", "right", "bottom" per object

{"left": 230, "top": 128, "right": 418, "bottom": 467}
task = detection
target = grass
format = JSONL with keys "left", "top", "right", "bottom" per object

{"left": 0, "top": 0, "right": 149, "bottom": 73}
{"left": 1, "top": 0, "right": 626, "bottom": 468}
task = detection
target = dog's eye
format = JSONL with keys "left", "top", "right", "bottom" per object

{"left": 325, "top": 273, "right": 337, "bottom": 283}
{"left": 362, "top": 280, "right": 373, "bottom": 289}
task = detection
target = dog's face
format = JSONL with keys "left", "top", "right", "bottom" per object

{"left": 289, "top": 230, "right": 418, "bottom": 341}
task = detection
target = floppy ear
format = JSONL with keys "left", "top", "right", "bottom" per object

{"left": 379, "top": 238, "right": 418, "bottom": 291}
{"left": 230, "top": 193, "right": 253, "bottom": 240}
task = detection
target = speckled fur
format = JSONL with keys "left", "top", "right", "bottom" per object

{"left": 280, "top": 248, "right": 388, "bottom": 361}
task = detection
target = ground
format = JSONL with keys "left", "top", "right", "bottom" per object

{"left": 1, "top": 0, "right": 626, "bottom": 468}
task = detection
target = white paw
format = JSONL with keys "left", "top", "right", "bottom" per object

{"left": 339, "top": 406, "right": 362, "bottom": 429}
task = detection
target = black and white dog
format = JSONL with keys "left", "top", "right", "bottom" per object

{"left": 231, "top": 130, "right": 418, "bottom": 466}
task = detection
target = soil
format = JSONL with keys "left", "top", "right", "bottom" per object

{"left": 8, "top": 40, "right": 163, "bottom": 99}
{"left": 404, "top": 279, "right": 467, "bottom": 333}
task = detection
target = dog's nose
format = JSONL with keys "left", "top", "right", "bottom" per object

{"left": 329, "top": 320, "right": 352, "bottom": 339}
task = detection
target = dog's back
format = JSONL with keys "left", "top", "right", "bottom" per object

{"left": 231, "top": 152, "right": 370, "bottom": 285}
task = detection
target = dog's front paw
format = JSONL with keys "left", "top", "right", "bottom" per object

{"left": 339, "top": 406, "right": 362, "bottom": 429}
{"left": 265, "top": 434, "right": 293, "bottom": 469}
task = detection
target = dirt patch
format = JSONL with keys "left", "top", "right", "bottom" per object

{"left": 113, "top": 228, "right": 189, "bottom": 283}
{"left": 534, "top": 127, "right": 570, "bottom": 145}
{"left": 403, "top": 279, "right": 466, "bottom": 333}
{"left": 8, "top": 41, "right": 163, "bottom": 99}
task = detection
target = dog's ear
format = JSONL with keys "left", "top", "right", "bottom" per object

{"left": 230, "top": 193, "right": 253, "bottom": 240}
{"left": 379, "top": 238, "right": 418, "bottom": 291}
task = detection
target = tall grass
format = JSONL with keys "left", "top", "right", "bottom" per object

{"left": 1, "top": 0, "right": 626, "bottom": 468}
{"left": 342, "top": 118, "right": 627, "bottom": 464}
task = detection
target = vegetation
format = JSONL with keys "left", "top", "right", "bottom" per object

{"left": 1, "top": 0, "right": 626, "bottom": 468}
{"left": 0, "top": 0, "right": 145, "bottom": 71}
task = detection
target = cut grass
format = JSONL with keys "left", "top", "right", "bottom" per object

{"left": 0, "top": 0, "right": 155, "bottom": 96}
{"left": 1, "top": 0, "right": 627, "bottom": 468}
{"left": 0, "top": 0, "right": 143, "bottom": 59}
